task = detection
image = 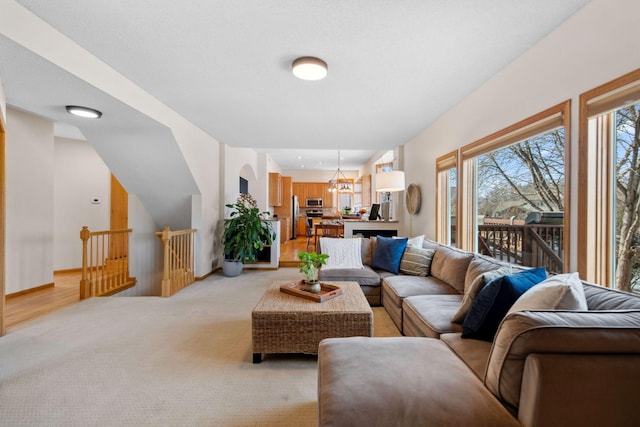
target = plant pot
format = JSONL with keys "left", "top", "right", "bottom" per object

{"left": 303, "top": 280, "right": 321, "bottom": 294}
{"left": 222, "top": 260, "right": 243, "bottom": 277}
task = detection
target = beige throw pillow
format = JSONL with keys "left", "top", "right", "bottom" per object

{"left": 451, "top": 267, "right": 511, "bottom": 324}
{"left": 507, "top": 272, "right": 587, "bottom": 314}
{"left": 399, "top": 246, "right": 435, "bottom": 277}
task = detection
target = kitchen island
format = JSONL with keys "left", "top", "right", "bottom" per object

{"left": 342, "top": 220, "right": 399, "bottom": 238}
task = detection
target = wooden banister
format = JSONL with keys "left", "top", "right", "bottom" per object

{"left": 156, "top": 226, "right": 197, "bottom": 297}
{"left": 80, "top": 226, "right": 136, "bottom": 299}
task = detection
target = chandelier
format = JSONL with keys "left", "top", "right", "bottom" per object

{"left": 328, "top": 151, "right": 352, "bottom": 193}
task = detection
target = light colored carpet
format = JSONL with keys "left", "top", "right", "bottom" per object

{"left": 0, "top": 268, "right": 401, "bottom": 426}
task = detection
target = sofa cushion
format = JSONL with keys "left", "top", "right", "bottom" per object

{"left": 318, "top": 337, "right": 520, "bottom": 427}
{"left": 382, "top": 275, "right": 458, "bottom": 309}
{"left": 399, "top": 246, "right": 435, "bottom": 277}
{"left": 440, "top": 332, "right": 493, "bottom": 380}
{"left": 402, "top": 295, "right": 462, "bottom": 338}
{"left": 430, "top": 246, "right": 474, "bottom": 293}
{"left": 462, "top": 267, "right": 547, "bottom": 341}
{"left": 371, "top": 236, "right": 408, "bottom": 274}
{"left": 319, "top": 265, "right": 381, "bottom": 287}
{"left": 508, "top": 272, "right": 587, "bottom": 314}
{"left": 421, "top": 238, "right": 443, "bottom": 251}
{"left": 452, "top": 267, "right": 512, "bottom": 324}
{"left": 394, "top": 234, "right": 424, "bottom": 247}
{"left": 361, "top": 237, "right": 373, "bottom": 266}
{"left": 464, "top": 256, "right": 512, "bottom": 294}
{"left": 320, "top": 237, "right": 364, "bottom": 270}
{"left": 583, "top": 281, "right": 640, "bottom": 310}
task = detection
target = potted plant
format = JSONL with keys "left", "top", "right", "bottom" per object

{"left": 222, "top": 193, "right": 275, "bottom": 277}
{"left": 298, "top": 251, "right": 329, "bottom": 293}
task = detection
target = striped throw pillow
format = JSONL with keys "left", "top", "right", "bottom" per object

{"left": 399, "top": 246, "right": 435, "bottom": 277}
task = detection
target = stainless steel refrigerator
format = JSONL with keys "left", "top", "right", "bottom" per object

{"left": 292, "top": 195, "right": 299, "bottom": 239}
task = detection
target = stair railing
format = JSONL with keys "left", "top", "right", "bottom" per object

{"left": 80, "top": 226, "right": 136, "bottom": 299}
{"left": 156, "top": 226, "right": 197, "bottom": 297}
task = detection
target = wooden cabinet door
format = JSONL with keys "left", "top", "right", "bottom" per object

{"left": 293, "top": 182, "right": 306, "bottom": 206}
{"left": 323, "top": 183, "right": 334, "bottom": 208}
{"left": 297, "top": 217, "right": 307, "bottom": 236}
{"left": 268, "top": 173, "right": 282, "bottom": 206}
{"left": 306, "top": 183, "right": 324, "bottom": 198}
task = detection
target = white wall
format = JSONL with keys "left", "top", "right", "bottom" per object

{"left": 1, "top": 3, "right": 223, "bottom": 279}
{"left": 402, "top": 0, "right": 640, "bottom": 271}
{"left": 53, "top": 137, "right": 110, "bottom": 270}
{"left": 5, "top": 108, "right": 54, "bottom": 294}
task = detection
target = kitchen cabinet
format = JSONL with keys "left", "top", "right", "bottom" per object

{"left": 293, "top": 182, "right": 305, "bottom": 206}
{"left": 297, "top": 216, "right": 307, "bottom": 237}
{"left": 306, "top": 183, "right": 325, "bottom": 199}
{"left": 269, "top": 173, "right": 282, "bottom": 207}
{"left": 323, "top": 184, "right": 334, "bottom": 208}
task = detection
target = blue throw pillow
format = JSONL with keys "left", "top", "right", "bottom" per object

{"left": 462, "top": 267, "right": 547, "bottom": 342}
{"left": 371, "top": 236, "right": 408, "bottom": 274}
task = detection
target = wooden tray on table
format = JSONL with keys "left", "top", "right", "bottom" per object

{"left": 279, "top": 280, "right": 343, "bottom": 302}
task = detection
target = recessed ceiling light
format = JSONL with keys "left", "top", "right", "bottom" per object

{"left": 66, "top": 105, "right": 102, "bottom": 119}
{"left": 297, "top": 156, "right": 303, "bottom": 160}
{"left": 292, "top": 56, "right": 328, "bottom": 81}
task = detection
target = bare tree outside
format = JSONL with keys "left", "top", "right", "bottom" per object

{"left": 614, "top": 104, "right": 640, "bottom": 293}
{"left": 477, "top": 129, "right": 565, "bottom": 221}
{"left": 475, "top": 129, "right": 565, "bottom": 272}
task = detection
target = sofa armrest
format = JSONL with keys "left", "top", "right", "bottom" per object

{"left": 519, "top": 353, "right": 640, "bottom": 427}
{"left": 485, "top": 310, "right": 640, "bottom": 413}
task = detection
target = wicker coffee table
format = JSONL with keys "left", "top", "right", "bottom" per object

{"left": 252, "top": 280, "right": 373, "bottom": 363}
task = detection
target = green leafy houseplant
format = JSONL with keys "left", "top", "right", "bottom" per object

{"left": 298, "top": 251, "right": 329, "bottom": 284}
{"left": 223, "top": 194, "right": 275, "bottom": 264}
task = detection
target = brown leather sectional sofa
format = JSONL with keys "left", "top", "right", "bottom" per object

{"left": 317, "top": 238, "right": 640, "bottom": 426}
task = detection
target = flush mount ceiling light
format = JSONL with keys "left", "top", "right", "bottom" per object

{"left": 292, "top": 56, "right": 328, "bottom": 81}
{"left": 65, "top": 105, "right": 102, "bottom": 119}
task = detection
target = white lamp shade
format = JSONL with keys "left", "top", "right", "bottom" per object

{"left": 376, "top": 171, "right": 405, "bottom": 192}
{"left": 292, "top": 57, "right": 328, "bottom": 80}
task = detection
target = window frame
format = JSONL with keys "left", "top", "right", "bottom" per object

{"left": 458, "top": 100, "right": 571, "bottom": 273}
{"left": 578, "top": 68, "right": 640, "bottom": 287}
{"left": 435, "top": 150, "right": 458, "bottom": 245}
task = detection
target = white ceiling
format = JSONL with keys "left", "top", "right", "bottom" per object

{"left": 6, "top": 0, "right": 591, "bottom": 170}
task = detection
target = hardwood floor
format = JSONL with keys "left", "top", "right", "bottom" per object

{"left": 4, "top": 271, "right": 81, "bottom": 331}
{"left": 279, "top": 235, "right": 314, "bottom": 267}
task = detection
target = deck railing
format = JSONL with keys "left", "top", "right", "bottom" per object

{"left": 156, "top": 226, "right": 196, "bottom": 297}
{"left": 478, "top": 224, "right": 564, "bottom": 273}
{"left": 80, "top": 226, "right": 136, "bottom": 299}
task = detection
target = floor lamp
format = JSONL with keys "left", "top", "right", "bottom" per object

{"left": 375, "top": 171, "right": 405, "bottom": 222}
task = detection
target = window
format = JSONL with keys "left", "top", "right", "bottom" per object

{"left": 436, "top": 150, "right": 458, "bottom": 246}
{"left": 579, "top": 68, "right": 640, "bottom": 292}
{"left": 460, "top": 101, "right": 570, "bottom": 272}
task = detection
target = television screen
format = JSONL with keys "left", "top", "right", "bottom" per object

{"left": 369, "top": 204, "right": 380, "bottom": 221}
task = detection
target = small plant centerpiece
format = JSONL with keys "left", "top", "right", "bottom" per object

{"left": 298, "top": 251, "right": 329, "bottom": 293}
{"left": 222, "top": 193, "right": 275, "bottom": 277}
